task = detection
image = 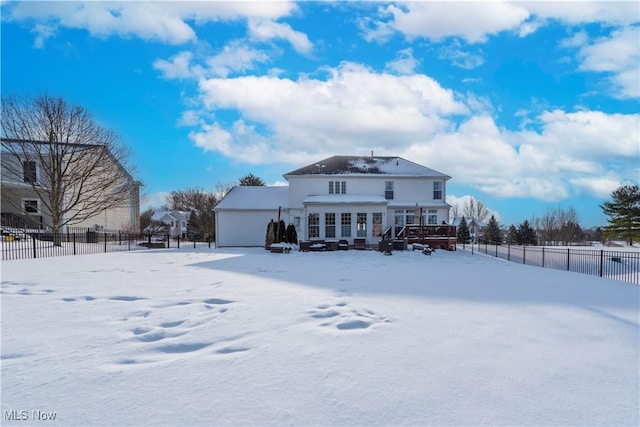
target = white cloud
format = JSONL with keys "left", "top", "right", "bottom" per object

{"left": 5, "top": 1, "right": 299, "bottom": 46}
{"left": 523, "top": 1, "right": 640, "bottom": 26}
{"left": 405, "top": 108, "right": 638, "bottom": 202}
{"left": 439, "top": 41, "right": 485, "bottom": 70}
{"left": 153, "top": 51, "right": 195, "bottom": 80}
{"left": 560, "top": 30, "right": 589, "bottom": 49}
{"left": 170, "top": 59, "right": 638, "bottom": 203}
{"left": 365, "top": 2, "right": 638, "bottom": 44}
{"left": 248, "top": 19, "right": 313, "bottom": 55}
{"left": 189, "top": 62, "right": 468, "bottom": 164}
{"left": 576, "top": 26, "right": 640, "bottom": 99}
{"left": 385, "top": 48, "right": 419, "bottom": 75}
{"left": 446, "top": 194, "right": 501, "bottom": 222}
{"left": 205, "top": 40, "right": 271, "bottom": 78}
{"left": 372, "top": 2, "right": 530, "bottom": 43}
{"left": 141, "top": 191, "right": 169, "bottom": 211}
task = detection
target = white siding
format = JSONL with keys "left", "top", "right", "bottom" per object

{"left": 288, "top": 175, "right": 446, "bottom": 207}
{"left": 216, "top": 210, "right": 289, "bottom": 247}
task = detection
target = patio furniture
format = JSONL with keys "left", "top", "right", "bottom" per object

{"left": 354, "top": 238, "right": 367, "bottom": 250}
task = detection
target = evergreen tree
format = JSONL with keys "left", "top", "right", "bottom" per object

{"left": 517, "top": 220, "right": 538, "bottom": 245}
{"left": 456, "top": 217, "right": 471, "bottom": 244}
{"left": 186, "top": 210, "right": 201, "bottom": 240}
{"left": 600, "top": 184, "right": 640, "bottom": 245}
{"left": 239, "top": 173, "right": 266, "bottom": 186}
{"left": 485, "top": 215, "right": 502, "bottom": 244}
{"left": 286, "top": 224, "right": 298, "bottom": 244}
{"left": 277, "top": 219, "right": 287, "bottom": 243}
{"left": 506, "top": 225, "right": 518, "bottom": 244}
{"left": 265, "top": 220, "right": 276, "bottom": 249}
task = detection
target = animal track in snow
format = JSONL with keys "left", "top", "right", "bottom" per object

{"left": 106, "top": 296, "right": 248, "bottom": 370}
{"left": 308, "top": 300, "right": 390, "bottom": 332}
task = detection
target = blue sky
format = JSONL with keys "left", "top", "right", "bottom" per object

{"left": 2, "top": 1, "right": 638, "bottom": 228}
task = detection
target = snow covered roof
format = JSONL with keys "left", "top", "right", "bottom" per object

{"left": 151, "top": 210, "right": 189, "bottom": 222}
{"left": 284, "top": 155, "right": 450, "bottom": 178}
{"left": 387, "top": 201, "right": 451, "bottom": 209}
{"left": 304, "top": 195, "right": 388, "bottom": 205}
{"left": 452, "top": 216, "right": 487, "bottom": 227}
{"left": 214, "top": 186, "right": 289, "bottom": 211}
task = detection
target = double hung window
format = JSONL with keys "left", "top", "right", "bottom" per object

{"left": 341, "top": 213, "right": 351, "bottom": 238}
{"left": 325, "top": 213, "right": 336, "bottom": 238}
{"left": 23, "top": 160, "right": 37, "bottom": 184}
{"left": 308, "top": 213, "right": 320, "bottom": 238}
{"left": 433, "top": 182, "right": 443, "bottom": 200}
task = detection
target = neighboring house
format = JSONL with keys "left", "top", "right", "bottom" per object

{"left": 214, "top": 155, "right": 452, "bottom": 248}
{"left": 144, "top": 210, "right": 191, "bottom": 238}
{"left": 1, "top": 138, "right": 141, "bottom": 233}
{"left": 452, "top": 216, "right": 487, "bottom": 243}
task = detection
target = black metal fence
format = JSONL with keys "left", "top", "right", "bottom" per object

{"left": 464, "top": 243, "right": 640, "bottom": 285}
{"left": 1, "top": 232, "right": 214, "bottom": 261}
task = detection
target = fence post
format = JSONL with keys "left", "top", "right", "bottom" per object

{"left": 128, "top": 234, "right": 131, "bottom": 251}
{"left": 177, "top": 236, "right": 180, "bottom": 249}
{"left": 194, "top": 239, "right": 196, "bottom": 249}
{"left": 147, "top": 235, "right": 151, "bottom": 249}
{"left": 567, "top": 248, "right": 570, "bottom": 271}
{"left": 73, "top": 233, "right": 76, "bottom": 255}
{"left": 32, "top": 235, "right": 37, "bottom": 259}
{"left": 208, "top": 236, "right": 211, "bottom": 248}
{"left": 523, "top": 246, "right": 526, "bottom": 264}
{"left": 507, "top": 244, "right": 510, "bottom": 261}
{"left": 104, "top": 233, "right": 107, "bottom": 253}
{"left": 599, "top": 250, "right": 604, "bottom": 277}
{"left": 542, "top": 247, "right": 545, "bottom": 268}
{"left": 495, "top": 244, "right": 498, "bottom": 257}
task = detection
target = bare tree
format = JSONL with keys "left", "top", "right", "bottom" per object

{"left": 214, "top": 181, "right": 235, "bottom": 200}
{"left": 462, "top": 197, "right": 489, "bottom": 224}
{"left": 1, "top": 95, "right": 137, "bottom": 236}
{"left": 164, "top": 188, "right": 219, "bottom": 240}
{"left": 536, "top": 207, "right": 582, "bottom": 245}
{"left": 449, "top": 203, "right": 460, "bottom": 223}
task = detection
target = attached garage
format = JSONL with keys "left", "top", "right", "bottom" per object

{"left": 214, "top": 186, "right": 289, "bottom": 247}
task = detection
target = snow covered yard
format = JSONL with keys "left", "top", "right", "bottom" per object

{"left": 1, "top": 247, "right": 638, "bottom": 426}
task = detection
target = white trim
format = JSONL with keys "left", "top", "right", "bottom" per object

{"left": 22, "top": 198, "right": 41, "bottom": 215}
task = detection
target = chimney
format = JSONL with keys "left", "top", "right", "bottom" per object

{"left": 371, "top": 150, "right": 374, "bottom": 158}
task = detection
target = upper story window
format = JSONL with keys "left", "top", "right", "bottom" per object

{"left": 23, "top": 199, "right": 39, "bottom": 214}
{"left": 23, "top": 160, "right": 37, "bottom": 184}
{"left": 385, "top": 181, "right": 394, "bottom": 200}
{"left": 433, "top": 181, "right": 443, "bottom": 200}
{"left": 331, "top": 180, "right": 347, "bottom": 194}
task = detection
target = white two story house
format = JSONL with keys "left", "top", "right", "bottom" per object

{"left": 1, "top": 138, "right": 140, "bottom": 233}
{"left": 215, "top": 155, "right": 452, "bottom": 248}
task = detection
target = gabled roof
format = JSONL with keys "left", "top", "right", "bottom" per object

{"left": 151, "top": 210, "right": 189, "bottom": 222}
{"left": 284, "top": 155, "right": 450, "bottom": 178}
{"left": 214, "top": 186, "right": 289, "bottom": 211}
{"left": 452, "top": 216, "right": 487, "bottom": 227}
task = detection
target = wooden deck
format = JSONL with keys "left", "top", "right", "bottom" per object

{"left": 397, "top": 225, "right": 457, "bottom": 250}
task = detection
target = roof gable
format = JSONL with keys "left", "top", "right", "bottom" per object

{"left": 284, "top": 155, "right": 449, "bottom": 178}
{"left": 215, "top": 186, "right": 289, "bottom": 211}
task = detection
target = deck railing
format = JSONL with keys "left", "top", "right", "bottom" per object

{"left": 396, "top": 225, "right": 457, "bottom": 250}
